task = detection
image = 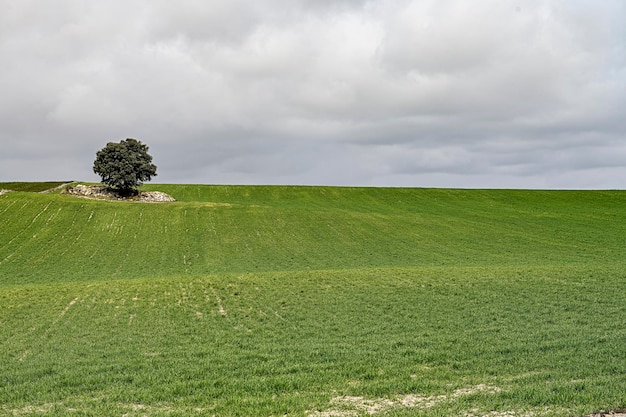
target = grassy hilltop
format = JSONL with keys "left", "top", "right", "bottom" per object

{"left": 1, "top": 183, "right": 626, "bottom": 416}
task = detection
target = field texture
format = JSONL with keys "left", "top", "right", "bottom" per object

{"left": 1, "top": 184, "right": 625, "bottom": 416}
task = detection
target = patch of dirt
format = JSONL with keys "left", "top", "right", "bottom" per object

{"left": 0, "top": 189, "right": 10, "bottom": 195}
{"left": 63, "top": 184, "right": 175, "bottom": 203}
{"left": 309, "top": 384, "right": 624, "bottom": 417}
{"left": 308, "top": 384, "right": 503, "bottom": 417}
{"left": 585, "top": 412, "right": 626, "bottom": 417}
{"left": 464, "top": 410, "right": 535, "bottom": 417}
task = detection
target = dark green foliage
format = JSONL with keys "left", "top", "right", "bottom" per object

{"left": 93, "top": 138, "right": 157, "bottom": 193}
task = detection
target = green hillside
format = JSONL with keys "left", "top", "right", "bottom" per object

{"left": 0, "top": 181, "right": 70, "bottom": 193}
{"left": 1, "top": 185, "right": 625, "bottom": 416}
{"left": 2, "top": 185, "right": 625, "bottom": 285}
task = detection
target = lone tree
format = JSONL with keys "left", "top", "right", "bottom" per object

{"left": 93, "top": 138, "right": 157, "bottom": 194}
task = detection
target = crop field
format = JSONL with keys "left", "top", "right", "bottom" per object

{"left": 1, "top": 184, "right": 626, "bottom": 416}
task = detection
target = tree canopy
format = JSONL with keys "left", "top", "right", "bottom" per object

{"left": 93, "top": 138, "right": 157, "bottom": 194}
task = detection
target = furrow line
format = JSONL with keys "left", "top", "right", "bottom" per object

{"left": 0, "top": 202, "right": 54, "bottom": 264}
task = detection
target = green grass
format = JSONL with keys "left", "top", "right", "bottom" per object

{"left": 0, "top": 182, "right": 71, "bottom": 193}
{"left": 1, "top": 184, "right": 626, "bottom": 416}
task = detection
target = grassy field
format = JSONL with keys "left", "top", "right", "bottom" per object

{"left": 0, "top": 182, "right": 71, "bottom": 193}
{"left": 1, "top": 184, "right": 625, "bottom": 416}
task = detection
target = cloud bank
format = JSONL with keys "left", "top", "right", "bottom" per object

{"left": 1, "top": 0, "right": 625, "bottom": 188}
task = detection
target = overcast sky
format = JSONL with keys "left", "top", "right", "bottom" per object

{"left": 1, "top": 1, "right": 625, "bottom": 188}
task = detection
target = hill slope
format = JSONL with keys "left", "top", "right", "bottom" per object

{"left": 1, "top": 185, "right": 625, "bottom": 285}
{"left": 1, "top": 185, "right": 626, "bottom": 417}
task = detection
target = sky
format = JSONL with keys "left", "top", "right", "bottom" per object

{"left": 1, "top": 0, "right": 625, "bottom": 188}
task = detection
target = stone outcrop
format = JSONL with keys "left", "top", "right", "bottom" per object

{"left": 138, "top": 191, "right": 176, "bottom": 202}
{"left": 64, "top": 184, "right": 175, "bottom": 202}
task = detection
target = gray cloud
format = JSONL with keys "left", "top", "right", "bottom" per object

{"left": 1, "top": 0, "right": 625, "bottom": 188}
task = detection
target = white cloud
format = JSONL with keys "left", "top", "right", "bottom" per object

{"left": 1, "top": 0, "right": 625, "bottom": 187}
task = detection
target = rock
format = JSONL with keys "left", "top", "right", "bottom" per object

{"left": 139, "top": 191, "right": 176, "bottom": 202}
{"left": 64, "top": 185, "right": 175, "bottom": 202}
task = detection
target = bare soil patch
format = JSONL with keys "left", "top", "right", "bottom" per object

{"left": 308, "top": 385, "right": 503, "bottom": 417}
{"left": 308, "top": 385, "right": 623, "bottom": 417}
{"left": 585, "top": 412, "right": 626, "bottom": 417}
